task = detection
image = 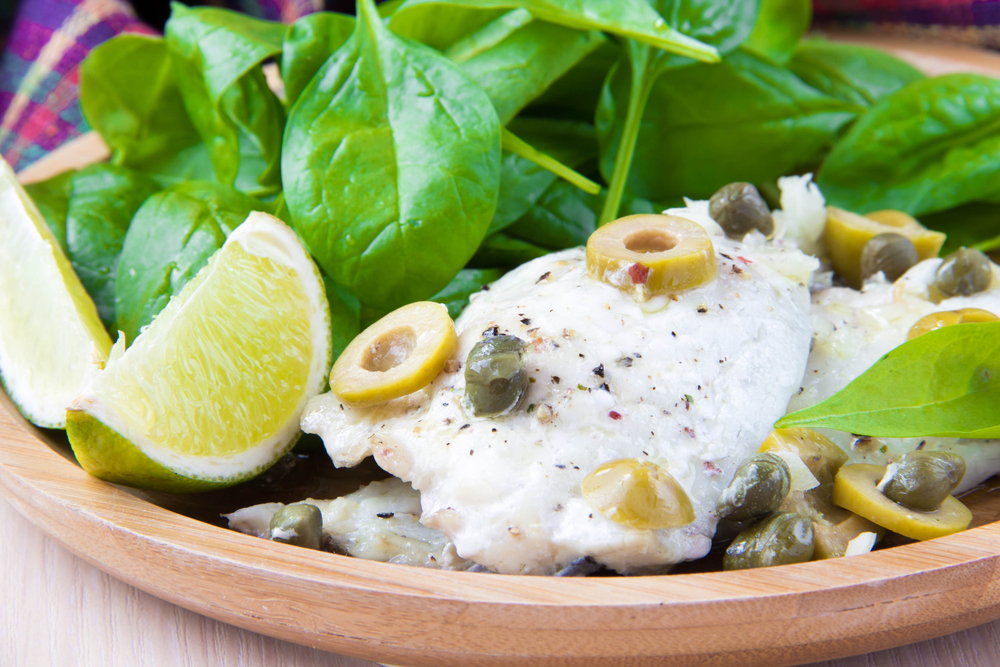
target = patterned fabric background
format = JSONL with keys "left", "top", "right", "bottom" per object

{"left": 2, "top": 0, "right": 999, "bottom": 173}
{"left": 815, "top": 0, "right": 1000, "bottom": 48}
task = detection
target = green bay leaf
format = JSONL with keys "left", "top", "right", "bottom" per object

{"left": 777, "top": 322, "right": 1000, "bottom": 439}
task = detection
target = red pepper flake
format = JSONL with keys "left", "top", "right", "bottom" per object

{"left": 608, "top": 411, "right": 622, "bottom": 420}
{"left": 736, "top": 256, "right": 753, "bottom": 264}
{"left": 683, "top": 427, "right": 696, "bottom": 438}
{"left": 628, "top": 262, "right": 650, "bottom": 285}
{"left": 704, "top": 461, "right": 722, "bottom": 476}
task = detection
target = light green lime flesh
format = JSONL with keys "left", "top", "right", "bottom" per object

{"left": 0, "top": 161, "right": 111, "bottom": 428}
{"left": 68, "top": 218, "right": 327, "bottom": 491}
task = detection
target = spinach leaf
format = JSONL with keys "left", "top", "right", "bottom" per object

{"left": 598, "top": 49, "right": 861, "bottom": 203}
{"left": 818, "top": 74, "right": 1000, "bottom": 216}
{"left": 506, "top": 180, "right": 656, "bottom": 249}
{"left": 281, "top": 12, "right": 355, "bottom": 108}
{"left": 322, "top": 275, "right": 361, "bottom": 362}
{"left": 114, "top": 181, "right": 263, "bottom": 343}
{"left": 742, "top": 0, "right": 811, "bottom": 65}
{"left": 789, "top": 38, "right": 925, "bottom": 107}
{"left": 431, "top": 268, "right": 505, "bottom": 318}
{"left": 459, "top": 20, "right": 606, "bottom": 124}
{"left": 524, "top": 40, "right": 619, "bottom": 122}
{"left": 921, "top": 202, "right": 1000, "bottom": 255}
{"left": 390, "top": 0, "right": 719, "bottom": 60}
{"left": 142, "top": 141, "right": 218, "bottom": 187}
{"left": 24, "top": 171, "right": 75, "bottom": 255}
{"left": 777, "top": 322, "right": 1000, "bottom": 439}
{"left": 65, "top": 165, "right": 161, "bottom": 331}
{"left": 390, "top": 5, "right": 508, "bottom": 51}
{"left": 445, "top": 8, "right": 534, "bottom": 62}
{"left": 506, "top": 179, "right": 600, "bottom": 249}
{"left": 489, "top": 118, "right": 598, "bottom": 234}
{"left": 165, "top": 4, "right": 286, "bottom": 196}
{"left": 468, "top": 232, "right": 549, "bottom": 267}
{"left": 596, "top": 0, "right": 760, "bottom": 224}
{"left": 282, "top": 0, "right": 501, "bottom": 312}
{"left": 79, "top": 35, "right": 202, "bottom": 171}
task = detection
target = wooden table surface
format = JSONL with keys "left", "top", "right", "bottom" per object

{"left": 1, "top": 489, "right": 997, "bottom": 667}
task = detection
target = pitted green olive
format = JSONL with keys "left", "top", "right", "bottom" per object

{"left": 833, "top": 464, "right": 971, "bottom": 540}
{"left": 708, "top": 182, "right": 774, "bottom": 239}
{"left": 860, "top": 233, "right": 918, "bottom": 283}
{"left": 881, "top": 451, "right": 966, "bottom": 512}
{"left": 582, "top": 459, "right": 695, "bottom": 529}
{"left": 465, "top": 334, "right": 528, "bottom": 416}
{"left": 935, "top": 247, "right": 993, "bottom": 297}
{"left": 723, "top": 512, "right": 815, "bottom": 570}
{"left": 270, "top": 504, "right": 323, "bottom": 550}
{"left": 716, "top": 453, "right": 791, "bottom": 522}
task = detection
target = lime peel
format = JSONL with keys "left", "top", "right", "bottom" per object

{"left": 69, "top": 212, "right": 331, "bottom": 490}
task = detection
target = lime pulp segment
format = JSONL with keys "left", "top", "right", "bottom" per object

{"left": 0, "top": 160, "right": 111, "bottom": 428}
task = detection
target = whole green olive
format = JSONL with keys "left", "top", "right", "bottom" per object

{"left": 860, "top": 233, "right": 918, "bottom": 283}
{"left": 723, "top": 512, "right": 815, "bottom": 571}
{"left": 270, "top": 504, "right": 324, "bottom": 550}
{"left": 935, "top": 247, "right": 993, "bottom": 297}
{"left": 716, "top": 453, "right": 791, "bottom": 522}
{"left": 465, "top": 334, "right": 528, "bottom": 416}
{"left": 881, "top": 451, "right": 966, "bottom": 512}
{"left": 709, "top": 182, "right": 774, "bottom": 240}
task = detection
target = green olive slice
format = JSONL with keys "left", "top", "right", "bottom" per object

{"left": 586, "top": 214, "right": 716, "bottom": 298}
{"left": 832, "top": 464, "right": 971, "bottom": 541}
{"left": 582, "top": 459, "right": 695, "bottom": 530}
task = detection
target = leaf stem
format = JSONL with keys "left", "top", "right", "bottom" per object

{"left": 445, "top": 8, "right": 534, "bottom": 64}
{"left": 501, "top": 127, "right": 601, "bottom": 195}
{"left": 599, "top": 43, "right": 655, "bottom": 226}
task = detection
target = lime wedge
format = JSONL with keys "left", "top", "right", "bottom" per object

{"left": 0, "top": 160, "right": 112, "bottom": 428}
{"left": 67, "top": 212, "right": 332, "bottom": 492}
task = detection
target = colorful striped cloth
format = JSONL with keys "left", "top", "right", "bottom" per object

{"left": 3, "top": 0, "right": 1000, "bottom": 173}
{"left": 0, "top": 0, "right": 321, "bottom": 173}
{"left": 815, "top": 0, "right": 1000, "bottom": 48}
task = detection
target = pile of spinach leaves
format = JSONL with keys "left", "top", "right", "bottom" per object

{"left": 25, "top": 0, "right": 1000, "bottom": 438}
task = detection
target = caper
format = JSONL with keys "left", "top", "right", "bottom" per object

{"left": 860, "top": 233, "right": 918, "bottom": 283}
{"left": 881, "top": 451, "right": 966, "bottom": 512}
{"left": 269, "top": 504, "right": 323, "bottom": 550}
{"left": 708, "top": 182, "right": 774, "bottom": 239}
{"left": 716, "top": 453, "right": 791, "bottom": 522}
{"left": 935, "top": 247, "right": 993, "bottom": 297}
{"left": 465, "top": 334, "right": 528, "bottom": 416}
{"left": 723, "top": 512, "right": 815, "bottom": 571}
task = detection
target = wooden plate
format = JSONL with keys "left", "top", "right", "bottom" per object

{"left": 4, "top": 35, "right": 1000, "bottom": 667}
